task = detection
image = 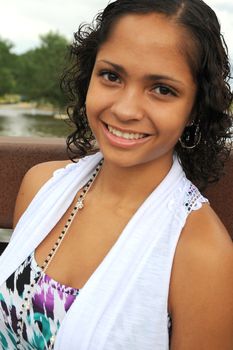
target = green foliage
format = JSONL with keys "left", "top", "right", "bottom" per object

{"left": 0, "top": 38, "right": 17, "bottom": 95}
{"left": 0, "top": 32, "right": 69, "bottom": 107}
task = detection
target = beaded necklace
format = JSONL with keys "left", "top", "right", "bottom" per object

{"left": 15, "top": 159, "right": 103, "bottom": 349}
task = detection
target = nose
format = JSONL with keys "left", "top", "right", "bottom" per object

{"left": 110, "top": 87, "right": 145, "bottom": 122}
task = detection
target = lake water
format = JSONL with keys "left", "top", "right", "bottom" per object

{"left": 0, "top": 104, "right": 72, "bottom": 138}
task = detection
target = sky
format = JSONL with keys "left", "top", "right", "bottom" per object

{"left": 0, "top": 0, "right": 232, "bottom": 64}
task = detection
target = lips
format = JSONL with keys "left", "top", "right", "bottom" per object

{"left": 101, "top": 122, "right": 151, "bottom": 148}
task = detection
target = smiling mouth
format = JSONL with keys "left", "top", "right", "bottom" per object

{"left": 105, "top": 123, "right": 148, "bottom": 140}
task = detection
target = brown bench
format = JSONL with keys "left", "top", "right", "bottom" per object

{"left": 205, "top": 157, "right": 233, "bottom": 238}
{"left": 0, "top": 136, "right": 68, "bottom": 230}
{"left": 0, "top": 136, "right": 232, "bottom": 245}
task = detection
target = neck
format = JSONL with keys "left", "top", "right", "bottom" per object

{"left": 92, "top": 155, "right": 174, "bottom": 207}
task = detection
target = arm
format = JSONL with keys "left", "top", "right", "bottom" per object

{"left": 13, "top": 160, "right": 71, "bottom": 228}
{"left": 169, "top": 204, "right": 233, "bottom": 350}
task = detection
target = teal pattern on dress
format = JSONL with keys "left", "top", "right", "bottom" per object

{"left": 0, "top": 253, "right": 79, "bottom": 349}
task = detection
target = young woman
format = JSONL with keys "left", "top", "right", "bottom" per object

{"left": 0, "top": 0, "right": 232, "bottom": 349}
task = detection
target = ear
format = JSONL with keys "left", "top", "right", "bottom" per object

{"left": 186, "top": 109, "right": 199, "bottom": 127}
{"left": 186, "top": 117, "right": 195, "bottom": 127}
{"left": 187, "top": 101, "right": 199, "bottom": 127}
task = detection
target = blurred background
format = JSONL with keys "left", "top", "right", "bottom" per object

{"left": 0, "top": 0, "right": 108, "bottom": 138}
{"left": 0, "top": 0, "right": 232, "bottom": 139}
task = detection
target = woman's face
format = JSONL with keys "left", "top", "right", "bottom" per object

{"left": 86, "top": 13, "right": 197, "bottom": 169}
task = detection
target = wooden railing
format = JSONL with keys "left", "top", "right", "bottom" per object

{"left": 0, "top": 136, "right": 232, "bottom": 252}
{"left": 0, "top": 136, "right": 68, "bottom": 229}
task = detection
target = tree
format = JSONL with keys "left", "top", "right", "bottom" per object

{"left": 16, "top": 32, "right": 69, "bottom": 106}
{"left": 0, "top": 32, "right": 69, "bottom": 107}
{"left": 0, "top": 38, "right": 17, "bottom": 95}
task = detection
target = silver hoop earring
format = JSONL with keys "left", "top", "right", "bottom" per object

{"left": 179, "top": 122, "right": 201, "bottom": 149}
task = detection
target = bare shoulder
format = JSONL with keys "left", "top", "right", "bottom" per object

{"left": 169, "top": 204, "right": 233, "bottom": 350}
{"left": 13, "top": 160, "right": 72, "bottom": 227}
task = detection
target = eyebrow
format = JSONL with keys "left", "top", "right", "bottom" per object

{"left": 97, "top": 59, "right": 184, "bottom": 85}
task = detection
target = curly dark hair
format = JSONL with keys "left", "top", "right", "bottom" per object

{"left": 61, "top": 0, "right": 233, "bottom": 190}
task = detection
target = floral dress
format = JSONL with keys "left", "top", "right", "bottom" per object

{"left": 0, "top": 252, "right": 173, "bottom": 349}
{"left": 0, "top": 252, "right": 79, "bottom": 349}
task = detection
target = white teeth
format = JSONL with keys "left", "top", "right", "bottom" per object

{"left": 107, "top": 125, "right": 146, "bottom": 140}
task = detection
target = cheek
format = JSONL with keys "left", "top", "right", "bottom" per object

{"left": 86, "top": 83, "right": 98, "bottom": 124}
{"left": 152, "top": 111, "right": 188, "bottom": 137}
{"left": 86, "top": 78, "right": 95, "bottom": 110}
{"left": 156, "top": 101, "right": 193, "bottom": 133}
{"left": 86, "top": 79, "right": 107, "bottom": 118}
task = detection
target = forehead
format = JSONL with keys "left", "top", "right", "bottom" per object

{"left": 97, "top": 13, "right": 194, "bottom": 82}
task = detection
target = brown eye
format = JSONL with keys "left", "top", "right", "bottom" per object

{"left": 153, "top": 85, "right": 176, "bottom": 96}
{"left": 100, "top": 71, "right": 120, "bottom": 83}
{"left": 158, "top": 86, "right": 170, "bottom": 95}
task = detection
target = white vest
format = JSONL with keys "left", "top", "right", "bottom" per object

{"left": 0, "top": 152, "right": 207, "bottom": 349}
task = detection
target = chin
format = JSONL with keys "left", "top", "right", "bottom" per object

{"left": 100, "top": 148, "right": 172, "bottom": 171}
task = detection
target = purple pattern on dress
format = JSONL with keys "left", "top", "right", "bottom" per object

{"left": 33, "top": 272, "right": 78, "bottom": 316}
{"left": 0, "top": 252, "right": 79, "bottom": 349}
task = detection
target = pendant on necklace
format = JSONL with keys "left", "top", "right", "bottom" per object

{"left": 76, "top": 199, "right": 84, "bottom": 209}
